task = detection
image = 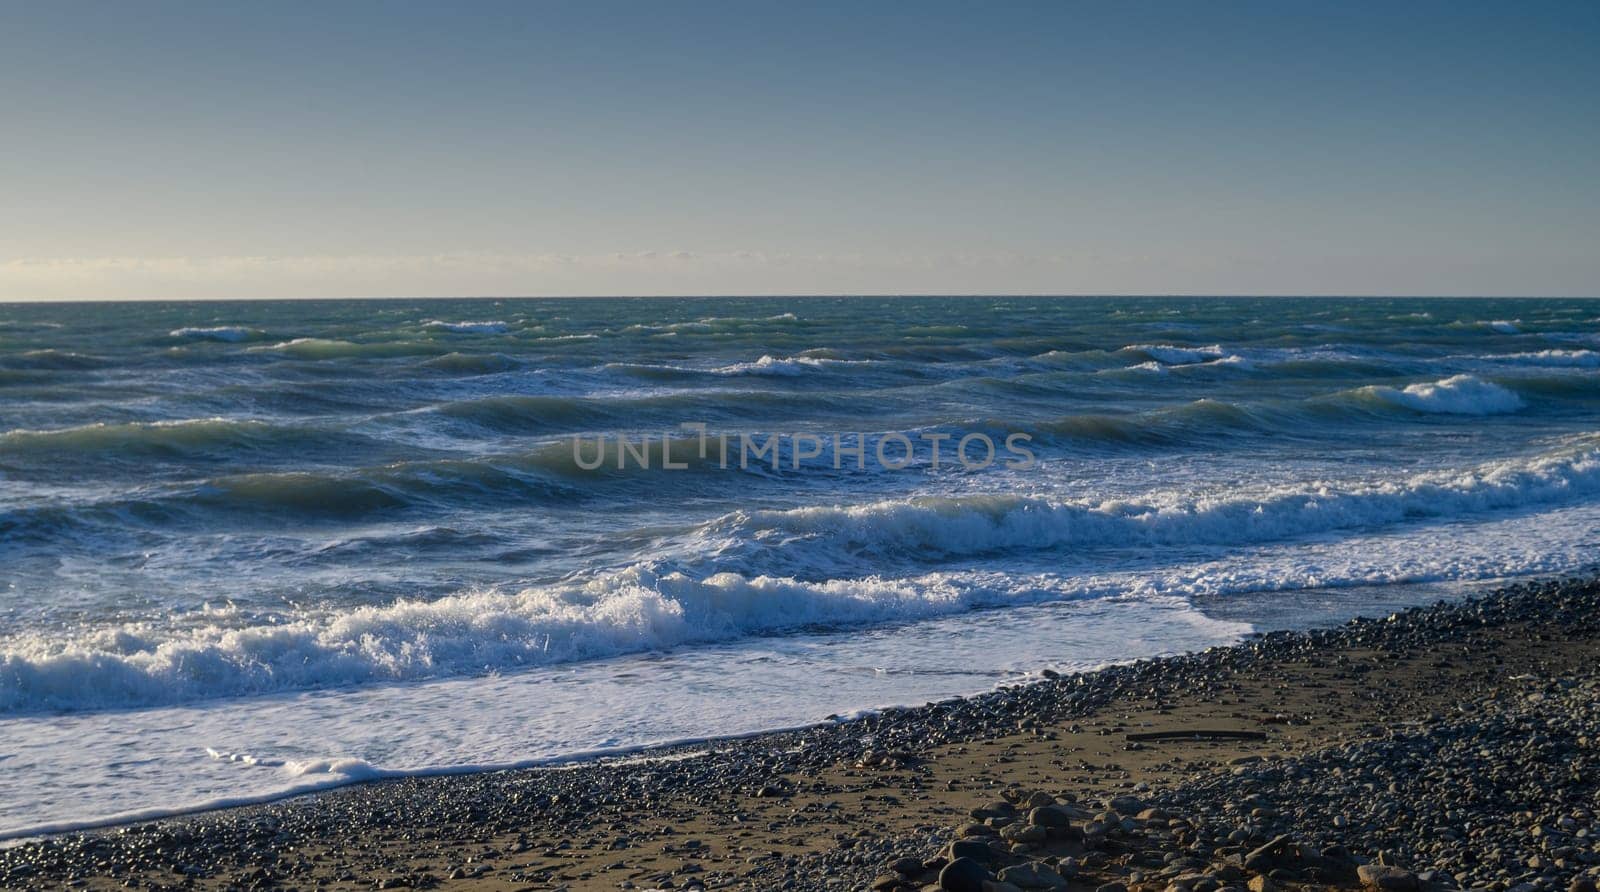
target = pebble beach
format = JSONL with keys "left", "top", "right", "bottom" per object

{"left": 7, "top": 573, "right": 1600, "bottom": 892}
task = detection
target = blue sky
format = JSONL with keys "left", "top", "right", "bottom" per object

{"left": 2, "top": 0, "right": 1596, "bottom": 299}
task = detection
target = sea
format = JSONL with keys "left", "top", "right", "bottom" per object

{"left": 2, "top": 296, "right": 1598, "bottom": 839}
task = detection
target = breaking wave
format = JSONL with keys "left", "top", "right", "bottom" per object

{"left": 708, "top": 355, "right": 874, "bottom": 376}
{"left": 703, "top": 438, "right": 1600, "bottom": 564}
{"left": 1364, "top": 374, "right": 1525, "bottom": 415}
{"left": 6, "top": 438, "right": 1597, "bottom": 714}
{"left": 1118, "top": 344, "right": 1228, "bottom": 365}
{"left": 1487, "top": 349, "right": 1600, "bottom": 368}
{"left": 0, "top": 567, "right": 1057, "bottom": 713}
{"left": 424, "top": 320, "right": 510, "bottom": 334}
{"left": 169, "top": 326, "right": 266, "bottom": 343}
{"left": 249, "top": 338, "right": 449, "bottom": 360}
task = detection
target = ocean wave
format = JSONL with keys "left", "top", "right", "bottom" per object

{"left": 700, "top": 438, "right": 1600, "bottom": 565}
{"left": 1057, "top": 345, "right": 1416, "bottom": 380}
{"left": 0, "top": 319, "right": 63, "bottom": 332}
{"left": 622, "top": 312, "right": 799, "bottom": 335}
{"left": 424, "top": 320, "right": 509, "bottom": 334}
{"left": 418, "top": 352, "right": 523, "bottom": 375}
{"left": 603, "top": 354, "right": 879, "bottom": 381}
{"left": 1029, "top": 377, "right": 1547, "bottom": 449}
{"left": 1118, "top": 344, "right": 1227, "bottom": 365}
{"left": 169, "top": 326, "right": 267, "bottom": 343}
{"left": 0, "top": 349, "right": 108, "bottom": 370}
{"left": 0, "top": 455, "right": 582, "bottom": 535}
{"left": 1204, "top": 354, "right": 1255, "bottom": 370}
{"left": 1024, "top": 348, "right": 1117, "bottom": 369}
{"left": 1261, "top": 351, "right": 1418, "bottom": 379}
{"left": 430, "top": 388, "right": 848, "bottom": 434}
{"left": 7, "top": 438, "right": 1600, "bottom": 714}
{"left": 1122, "top": 360, "right": 1167, "bottom": 374}
{"left": 1363, "top": 374, "right": 1524, "bottom": 415}
{"left": 0, "top": 417, "right": 367, "bottom": 462}
{"left": 1098, "top": 353, "right": 1255, "bottom": 378}
{"left": 1486, "top": 349, "right": 1600, "bottom": 368}
{"left": 0, "top": 440, "right": 752, "bottom": 541}
{"left": 0, "top": 470, "right": 435, "bottom": 532}
{"left": 181, "top": 454, "right": 584, "bottom": 517}
{"left": 249, "top": 338, "right": 448, "bottom": 360}
{"left": 429, "top": 393, "right": 615, "bottom": 432}
{"left": 0, "top": 566, "right": 1060, "bottom": 713}
{"left": 1028, "top": 399, "right": 1278, "bottom": 447}
{"left": 709, "top": 355, "right": 874, "bottom": 376}
{"left": 1538, "top": 331, "right": 1600, "bottom": 346}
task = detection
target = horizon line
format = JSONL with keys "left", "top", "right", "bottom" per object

{"left": 5, "top": 292, "right": 1599, "bottom": 305}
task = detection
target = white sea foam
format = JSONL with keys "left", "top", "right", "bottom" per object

{"left": 4, "top": 439, "right": 1595, "bottom": 715}
{"left": 1123, "top": 361, "right": 1168, "bottom": 374}
{"left": 6, "top": 500, "right": 1596, "bottom": 840}
{"left": 1489, "top": 349, "right": 1600, "bottom": 368}
{"left": 0, "top": 569, "right": 1053, "bottom": 713}
{"left": 424, "top": 320, "right": 509, "bottom": 334}
{"left": 1367, "top": 374, "right": 1524, "bottom": 415}
{"left": 252, "top": 337, "right": 354, "bottom": 353}
{"left": 247, "top": 337, "right": 443, "bottom": 359}
{"left": 707, "top": 437, "right": 1600, "bottom": 561}
{"left": 1205, "top": 354, "right": 1255, "bottom": 370}
{"left": 1109, "top": 353, "right": 1250, "bottom": 376}
{"left": 711, "top": 355, "right": 816, "bottom": 376}
{"left": 709, "top": 354, "right": 868, "bottom": 376}
{"left": 168, "top": 326, "right": 261, "bottom": 342}
{"left": 205, "top": 748, "right": 263, "bottom": 766}
{"left": 1121, "top": 344, "right": 1227, "bottom": 365}
{"left": 623, "top": 313, "right": 799, "bottom": 335}
{"left": 1487, "top": 319, "right": 1522, "bottom": 334}
{"left": 0, "top": 753, "right": 404, "bottom": 841}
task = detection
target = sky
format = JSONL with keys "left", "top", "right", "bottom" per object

{"left": 2, "top": 0, "right": 1597, "bottom": 300}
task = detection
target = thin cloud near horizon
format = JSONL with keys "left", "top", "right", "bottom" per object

{"left": 2, "top": 250, "right": 1593, "bottom": 301}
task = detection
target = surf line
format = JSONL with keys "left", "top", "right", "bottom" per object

{"left": 570, "top": 423, "right": 1036, "bottom": 472}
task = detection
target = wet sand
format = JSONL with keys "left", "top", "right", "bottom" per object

{"left": 6, "top": 575, "right": 1600, "bottom": 891}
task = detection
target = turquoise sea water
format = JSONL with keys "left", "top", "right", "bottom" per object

{"left": 2, "top": 296, "right": 1598, "bottom": 836}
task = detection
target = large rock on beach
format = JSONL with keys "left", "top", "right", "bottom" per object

{"left": 940, "top": 856, "right": 993, "bottom": 892}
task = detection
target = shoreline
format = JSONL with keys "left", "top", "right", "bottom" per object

{"left": 5, "top": 573, "right": 1600, "bottom": 890}
{"left": 0, "top": 581, "right": 1263, "bottom": 844}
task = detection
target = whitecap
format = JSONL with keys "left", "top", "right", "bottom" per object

{"left": 1487, "top": 349, "right": 1600, "bottom": 368}
{"left": 1121, "top": 344, "right": 1226, "bottom": 365}
{"left": 169, "top": 326, "right": 263, "bottom": 342}
{"left": 1367, "top": 374, "right": 1524, "bottom": 415}
{"left": 423, "top": 320, "right": 509, "bottom": 334}
{"left": 708, "top": 354, "right": 869, "bottom": 376}
{"left": 8, "top": 437, "right": 1596, "bottom": 714}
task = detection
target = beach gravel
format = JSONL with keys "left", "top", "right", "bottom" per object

{"left": 6, "top": 575, "right": 1600, "bottom": 891}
